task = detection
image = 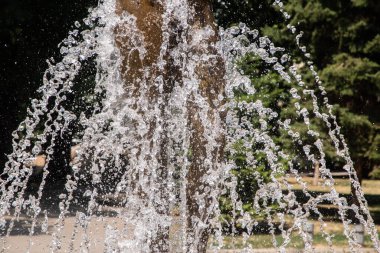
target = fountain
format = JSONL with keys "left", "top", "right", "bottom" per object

{"left": 1, "top": 0, "right": 379, "bottom": 252}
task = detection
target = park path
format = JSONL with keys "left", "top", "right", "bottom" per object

{"left": 1, "top": 209, "right": 377, "bottom": 253}
{"left": 1, "top": 215, "right": 126, "bottom": 253}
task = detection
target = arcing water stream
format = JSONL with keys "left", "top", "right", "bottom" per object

{"left": 0, "top": 0, "right": 379, "bottom": 252}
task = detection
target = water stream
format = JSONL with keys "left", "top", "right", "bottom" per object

{"left": 0, "top": 0, "right": 379, "bottom": 252}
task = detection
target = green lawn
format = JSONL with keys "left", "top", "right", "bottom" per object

{"left": 210, "top": 178, "right": 380, "bottom": 250}
{"left": 211, "top": 233, "right": 379, "bottom": 249}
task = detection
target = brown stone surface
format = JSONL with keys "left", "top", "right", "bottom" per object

{"left": 1, "top": 215, "right": 125, "bottom": 253}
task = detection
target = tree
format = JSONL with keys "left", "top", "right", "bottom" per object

{"left": 215, "top": 0, "right": 380, "bottom": 220}
{"left": 322, "top": 54, "right": 380, "bottom": 181}
{"left": 261, "top": 0, "right": 380, "bottom": 181}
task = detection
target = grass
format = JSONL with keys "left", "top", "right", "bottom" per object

{"left": 210, "top": 178, "right": 380, "bottom": 250}
{"left": 211, "top": 233, "right": 379, "bottom": 249}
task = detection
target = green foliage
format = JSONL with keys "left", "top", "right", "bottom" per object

{"left": 214, "top": 0, "right": 380, "bottom": 221}
{"left": 369, "top": 167, "right": 380, "bottom": 180}
{"left": 322, "top": 53, "right": 380, "bottom": 105}
{"left": 212, "top": 0, "right": 283, "bottom": 29}
{"left": 271, "top": 0, "right": 380, "bottom": 175}
{"left": 364, "top": 35, "right": 380, "bottom": 56}
{"left": 369, "top": 133, "right": 380, "bottom": 161}
{"left": 276, "top": 0, "right": 379, "bottom": 65}
{"left": 320, "top": 53, "right": 380, "bottom": 167}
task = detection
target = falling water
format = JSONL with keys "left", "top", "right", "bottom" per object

{"left": 1, "top": 0, "right": 379, "bottom": 252}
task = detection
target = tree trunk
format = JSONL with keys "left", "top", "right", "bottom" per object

{"left": 115, "top": 0, "right": 225, "bottom": 252}
{"left": 312, "top": 161, "right": 320, "bottom": 186}
{"left": 350, "top": 158, "right": 364, "bottom": 224}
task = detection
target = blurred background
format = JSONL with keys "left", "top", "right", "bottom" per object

{"left": 0, "top": 0, "right": 379, "bottom": 249}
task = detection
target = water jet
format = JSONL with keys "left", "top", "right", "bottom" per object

{"left": 1, "top": 0, "right": 379, "bottom": 252}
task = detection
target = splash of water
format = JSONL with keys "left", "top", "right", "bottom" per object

{"left": 0, "top": 0, "right": 379, "bottom": 252}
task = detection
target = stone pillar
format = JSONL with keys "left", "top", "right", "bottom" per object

{"left": 115, "top": 1, "right": 225, "bottom": 252}
{"left": 353, "top": 224, "right": 365, "bottom": 246}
